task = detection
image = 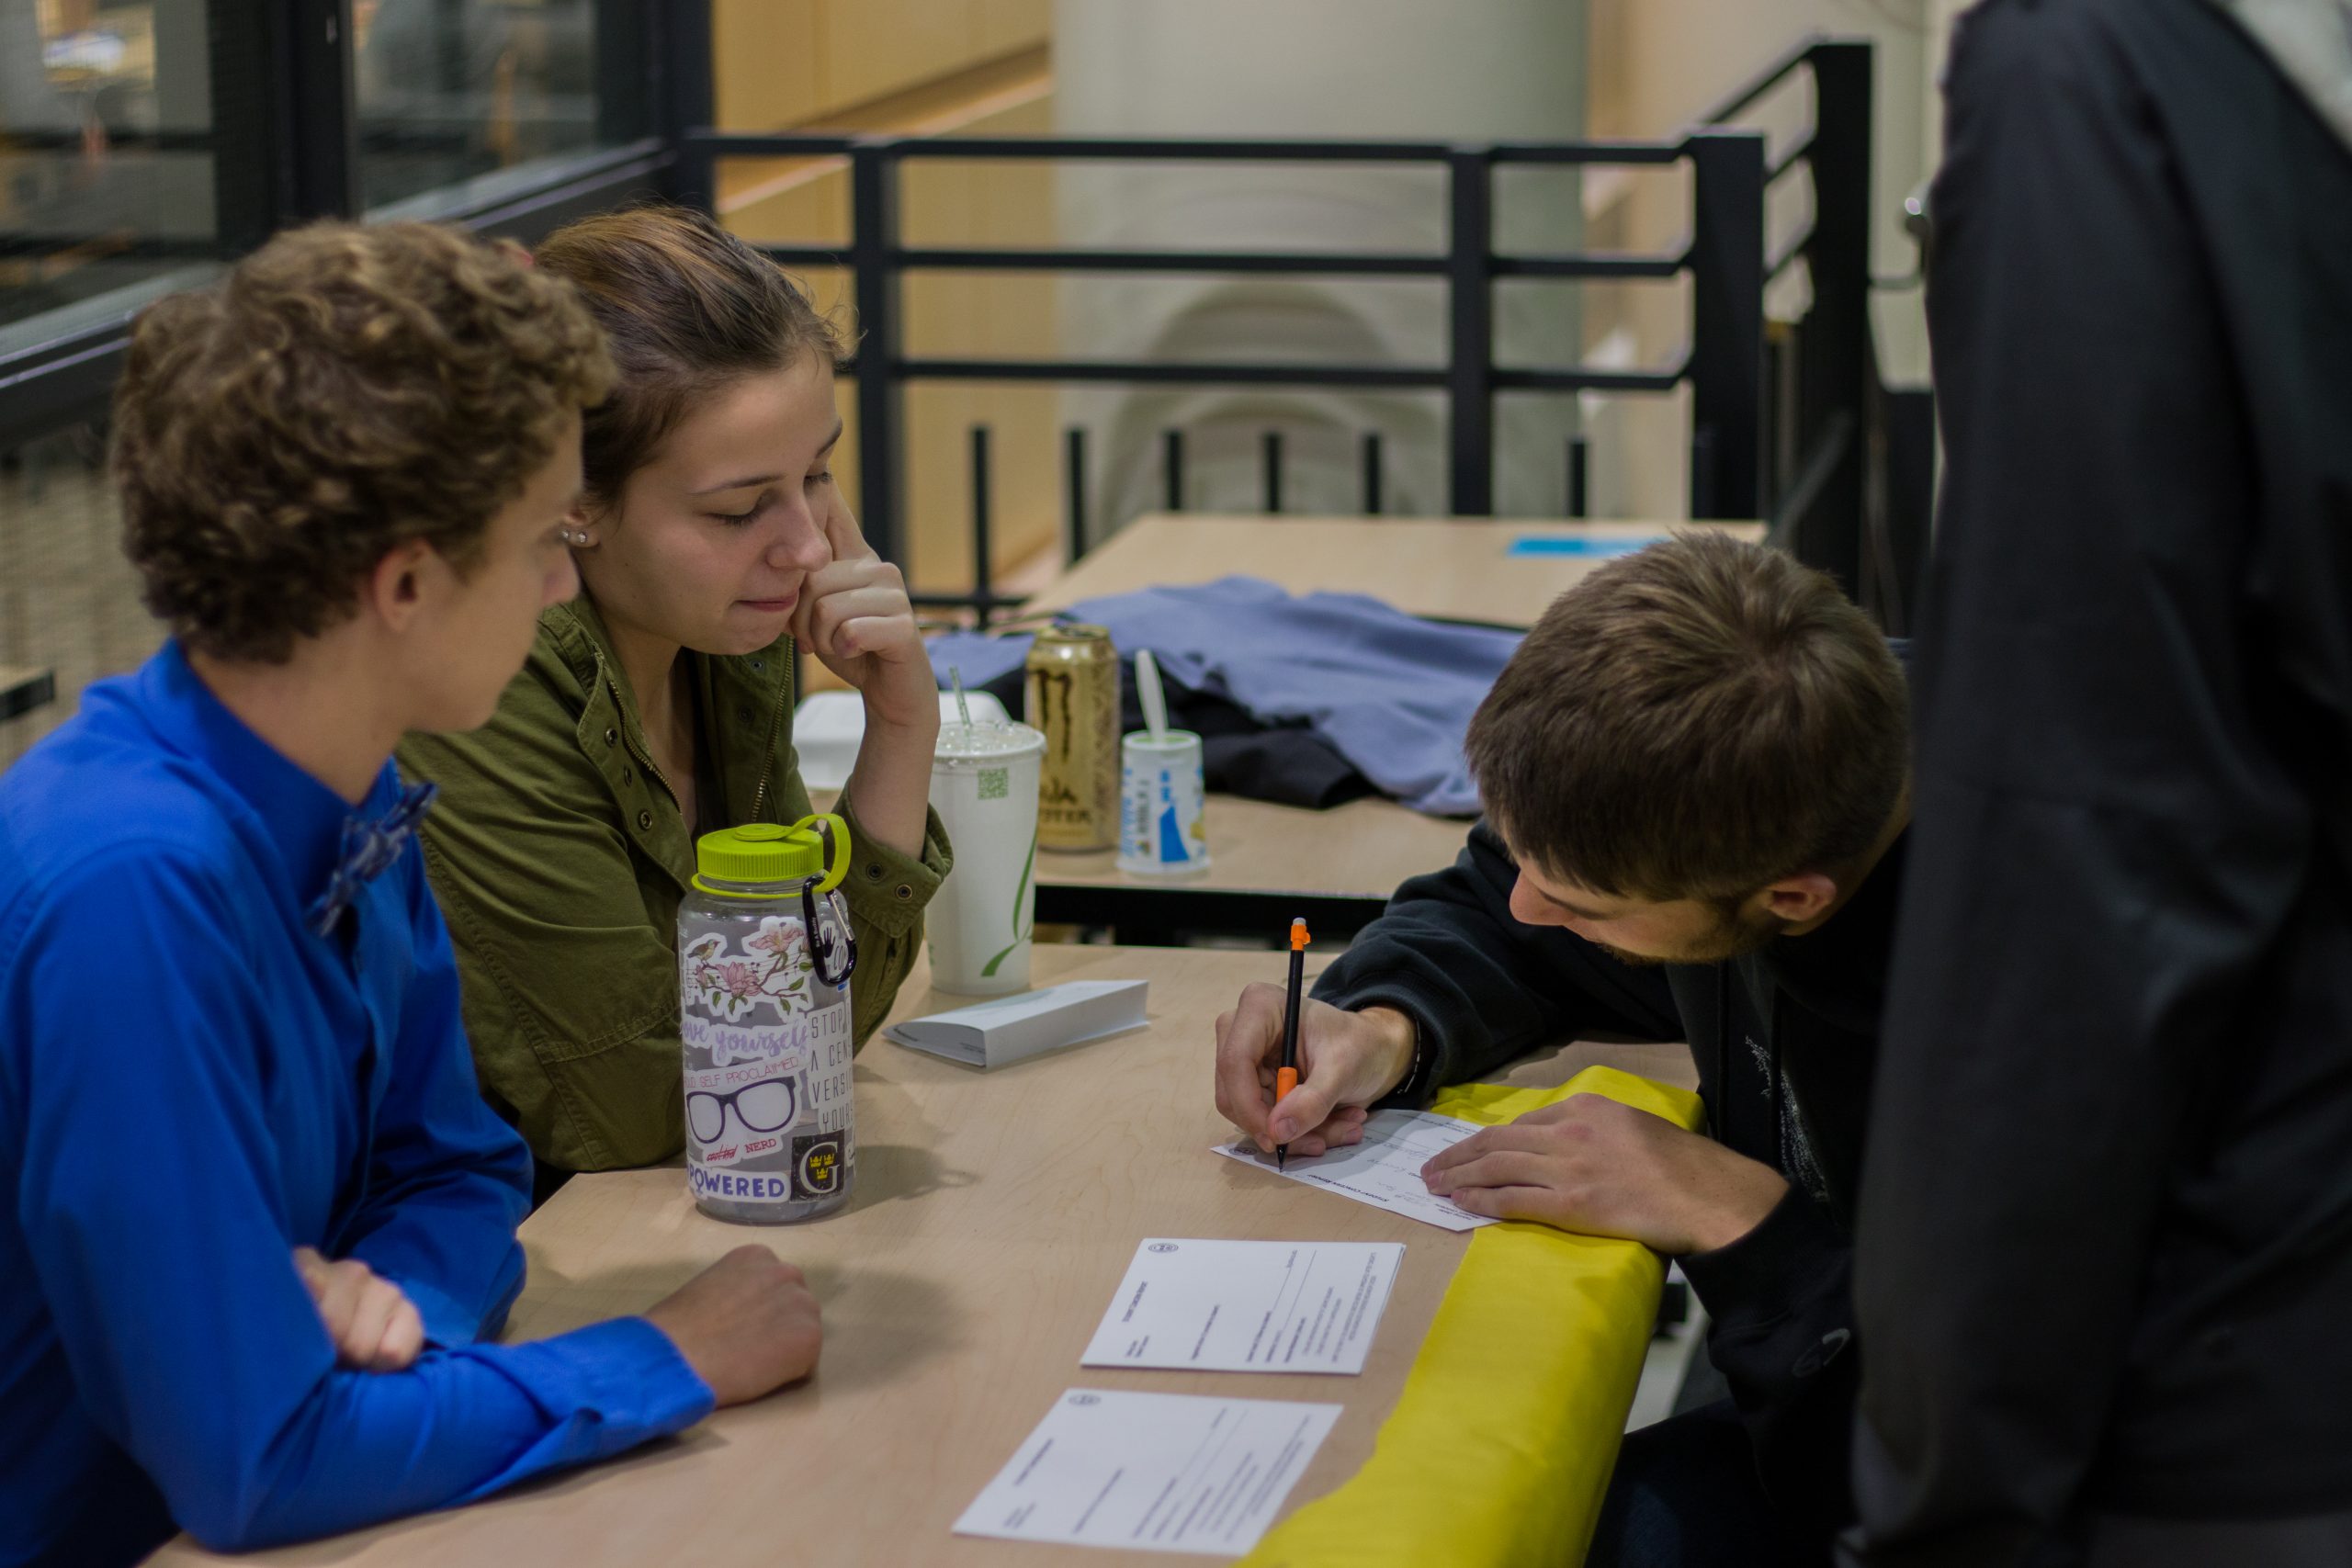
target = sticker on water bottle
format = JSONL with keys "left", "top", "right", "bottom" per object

{"left": 680, "top": 912, "right": 854, "bottom": 1202}
{"left": 685, "top": 1060, "right": 805, "bottom": 1168}
{"left": 680, "top": 916, "right": 820, "bottom": 1027}
{"left": 792, "top": 1131, "right": 847, "bottom": 1198}
{"left": 683, "top": 1009, "right": 853, "bottom": 1178}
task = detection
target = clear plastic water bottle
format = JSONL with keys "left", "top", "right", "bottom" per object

{"left": 677, "top": 815, "right": 858, "bottom": 1224}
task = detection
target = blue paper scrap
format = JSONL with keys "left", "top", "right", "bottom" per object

{"left": 1505, "top": 535, "right": 1667, "bottom": 558}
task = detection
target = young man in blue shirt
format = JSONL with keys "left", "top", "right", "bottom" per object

{"left": 0, "top": 221, "right": 822, "bottom": 1568}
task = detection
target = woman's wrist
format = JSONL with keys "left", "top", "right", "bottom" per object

{"left": 861, "top": 673, "right": 942, "bottom": 743}
{"left": 862, "top": 701, "right": 940, "bottom": 740}
{"left": 842, "top": 708, "right": 937, "bottom": 860}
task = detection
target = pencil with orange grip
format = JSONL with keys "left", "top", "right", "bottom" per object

{"left": 1274, "top": 916, "right": 1311, "bottom": 1171}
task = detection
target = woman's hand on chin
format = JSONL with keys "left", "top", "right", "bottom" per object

{"left": 792, "top": 495, "right": 940, "bottom": 738}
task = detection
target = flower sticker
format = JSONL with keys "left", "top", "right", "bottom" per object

{"left": 681, "top": 918, "right": 818, "bottom": 1022}
{"left": 745, "top": 917, "right": 808, "bottom": 964}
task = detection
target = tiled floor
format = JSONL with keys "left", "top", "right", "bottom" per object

{"left": 0, "top": 429, "right": 164, "bottom": 773}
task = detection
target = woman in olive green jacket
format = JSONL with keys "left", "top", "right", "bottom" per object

{"left": 401, "top": 207, "right": 950, "bottom": 1178}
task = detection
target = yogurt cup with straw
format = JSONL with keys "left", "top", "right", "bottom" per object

{"left": 1118, "top": 649, "right": 1211, "bottom": 877}
{"left": 927, "top": 669, "right": 1047, "bottom": 994}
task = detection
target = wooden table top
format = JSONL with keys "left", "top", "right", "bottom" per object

{"left": 1035, "top": 794, "right": 1467, "bottom": 902}
{"left": 807, "top": 791, "right": 1466, "bottom": 913}
{"left": 1014, "top": 515, "right": 1770, "bottom": 912}
{"left": 155, "top": 945, "right": 1691, "bottom": 1567}
{"left": 1024, "top": 514, "right": 1767, "bottom": 630}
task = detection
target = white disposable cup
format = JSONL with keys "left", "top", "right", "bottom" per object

{"left": 928, "top": 719, "right": 1046, "bottom": 995}
{"left": 1117, "top": 730, "right": 1211, "bottom": 878}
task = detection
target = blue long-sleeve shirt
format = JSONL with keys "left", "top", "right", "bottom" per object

{"left": 0, "top": 644, "right": 715, "bottom": 1567}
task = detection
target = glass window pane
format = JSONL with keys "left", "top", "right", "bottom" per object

{"left": 353, "top": 0, "right": 608, "bottom": 212}
{"left": 0, "top": 0, "right": 221, "bottom": 333}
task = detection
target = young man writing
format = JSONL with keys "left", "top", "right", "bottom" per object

{"left": 1214, "top": 532, "right": 1908, "bottom": 1567}
{"left": 0, "top": 223, "right": 820, "bottom": 1568}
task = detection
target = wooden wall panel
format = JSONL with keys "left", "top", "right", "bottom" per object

{"left": 719, "top": 106, "right": 1058, "bottom": 600}
{"left": 712, "top": 0, "right": 820, "bottom": 130}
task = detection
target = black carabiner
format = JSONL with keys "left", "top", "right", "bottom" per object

{"left": 803, "top": 818, "right": 858, "bottom": 987}
{"left": 801, "top": 877, "right": 857, "bottom": 987}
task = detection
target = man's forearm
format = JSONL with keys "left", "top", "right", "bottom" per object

{"left": 1315, "top": 822, "right": 1677, "bottom": 1096}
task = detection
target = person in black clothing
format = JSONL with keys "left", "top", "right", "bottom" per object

{"left": 1846, "top": 2, "right": 2352, "bottom": 1564}
{"left": 1213, "top": 531, "right": 1909, "bottom": 1567}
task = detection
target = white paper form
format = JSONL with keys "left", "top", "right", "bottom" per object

{"left": 1082, "top": 1238, "right": 1405, "bottom": 1376}
{"left": 953, "top": 1388, "right": 1342, "bottom": 1557}
{"left": 1212, "top": 1108, "right": 1499, "bottom": 1233}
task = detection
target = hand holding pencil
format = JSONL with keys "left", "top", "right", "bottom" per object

{"left": 1212, "top": 966, "right": 1419, "bottom": 1161}
{"left": 1274, "top": 919, "right": 1311, "bottom": 1169}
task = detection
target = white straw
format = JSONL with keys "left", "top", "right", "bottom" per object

{"left": 949, "top": 665, "right": 974, "bottom": 728}
{"left": 1136, "top": 649, "right": 1170, "bottom": 742}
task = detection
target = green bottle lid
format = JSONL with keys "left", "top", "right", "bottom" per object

{"left": 692, "top": 814, "right": 850, "bottom": 896}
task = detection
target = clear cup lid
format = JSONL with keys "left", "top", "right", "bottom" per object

{"left": 934, "top": 719, "right": 1046, "bottom": 761}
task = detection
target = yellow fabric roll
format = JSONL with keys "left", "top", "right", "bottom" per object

{"left": 1240, "top": 1065, "right": 1706, "bottom": 1568}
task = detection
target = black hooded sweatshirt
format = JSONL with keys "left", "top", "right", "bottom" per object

{"left": 1315, "top": 811, "right": 1907, "bottom": 1540}
{"left": 1849, "top": 0, "right": 2352, "bottom": 1561}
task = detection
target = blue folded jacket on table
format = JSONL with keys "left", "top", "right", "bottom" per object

{"left": 926, "top": 576, "right": 1522, "bottom": 818}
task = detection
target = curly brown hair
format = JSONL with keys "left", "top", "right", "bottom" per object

{"left": 530, "top": 204, "right": 844, "bottom": 508}
{"left": 115, "top": 220, "right": 615, "bottom": 663}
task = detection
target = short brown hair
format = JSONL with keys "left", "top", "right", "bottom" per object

{"left": 1464, "top": 532, "right": 1907, "bottom": 900}
{"left": 115, "top": 220, "right": 613, "bottom": 663}
{"left": 531, "top": 204, "right": 844, "bottom": 506}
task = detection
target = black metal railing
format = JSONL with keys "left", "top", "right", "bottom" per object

{"left": 0, "top": 24, "right": 1882, "bottom": 615}
{"left": 673, "top": 127, "right": 1777, "bottom": 600}
{"left": 1697, "top": 35, "right": 1876, "bottom": 599}
{"left": 671, "top": 34, "right": 1880, "bottom": 612}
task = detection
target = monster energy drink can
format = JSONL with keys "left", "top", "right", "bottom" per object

{"left": 1024, "top": 623, "right": 1121, "bottom": 852}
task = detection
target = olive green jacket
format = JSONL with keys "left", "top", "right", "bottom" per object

{"left": 399, "top": 597, "right": 950, "bottom": 1173}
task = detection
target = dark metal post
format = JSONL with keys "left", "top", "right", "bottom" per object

{"left": 1764, "top": 325, "right": 1793, "bottom": 508}
{"left": 1795, "top": 40, "right": 1874, "bottom": 593}
{"left": 968, "top": 424, "right": 993, "bottom": 608}
{"left": 210, "top": 1, "right": 356, "bottom": 245}
{"left": 1362, "top": 432, "right": 1385, "bottom": 516}
{"left": 656, "top": 0, "right": 716, "bottom": 209}
{"left": 1446, "top": 147, "right": 1496, "bottom": 515}
{"left": 1064, "top": 427, "right": 1089, "bottom": 561}
{"left": 1874, "top": 365, "right": 1936, "bottom": 637}
{"left": 1261, "top": 430, "right": 1283, "bottom": 513}
{"left": 205, "top": 6, "right": 278, "bottom": 251}
{"left": 1691, "top": 426, "right": 1719, "bottom": 523}
{"left": 848, "top": 142, "right": 905, "bottom": 566}
{"left": 1566, "top": 435, "right": 1589, "bottom": 518}
{"left": 288, "top": 1, "right": 360, "bottom": 219}
{"left": 597, "top": 0, "right": 659, "bottom": 145}
{"left": 1686, "top": 130, "right": 1767, "bottom": 521}
{"left": 433, "top": 0, "right": 467, "bottom": 100}
{"left": 1162, "top": 428, "right": 1184, "bottom": 512}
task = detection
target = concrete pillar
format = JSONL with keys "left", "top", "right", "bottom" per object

{"left": 1052, "top": 0, "right": 1588, "bottom": 535}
